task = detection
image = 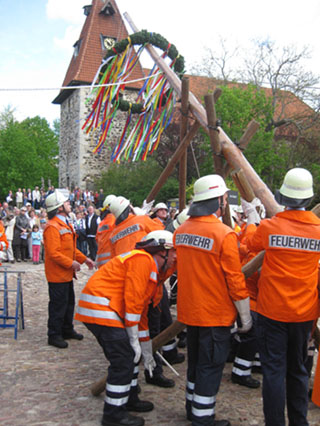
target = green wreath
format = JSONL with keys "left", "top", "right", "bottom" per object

{"left": 101, "top": 30, "right": 185, "bottom": 114}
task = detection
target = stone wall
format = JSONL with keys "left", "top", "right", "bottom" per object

{"left": 59, "top": 87, "right": 140, "bottom": 190}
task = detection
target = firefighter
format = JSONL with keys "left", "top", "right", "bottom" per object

{"left": 95, "top": 195, "right": 116, "bottom": 269}
{"left": 150, "top": 202, "right": 168, "bottom": 228}
{"left": 44, "top": 190, "right": 95, "bottom": 349}
{"left": 75, "top": 230, "right": 176, "bottom": 426}
{"left": 231, "top": 198, "right": 264, "bottom": 389}
{"left": 174, "top": 174, "right": 251, "bottom": 426}
{"left": 245, "top": 168, "right": 320, "bottom": 426}
{"left": 0, "top": 219, "right": 9, "bottom": 265}
{"left": 108, "top": 196, "right": 162, "bottom": 258}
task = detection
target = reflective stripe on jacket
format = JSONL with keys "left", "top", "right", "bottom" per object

{"left": 246, "top": 210, "right": 320, "bottom": 322}
{"left": 75, "top": 250, "right": 161, "bottom": 340}
{"left": 174, "top": 215, "right": 248, "bottom": 327}
{"left": 43, "top": 216, "right": 86, "bottom": 283}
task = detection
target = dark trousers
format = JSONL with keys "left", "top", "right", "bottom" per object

{"left": 13, "top": 239, "right": 28, "bottom": 261}
{"left": 76, "top": 238, "right": 87, "bottom": 256}
{"left": 256, "top": 314, "right": 313, "bottom": 426}
{"left": 232, "top": 310, "right": 259, "bottom": 377}
{"left": 186, "top": 325, "right": 231, "bottom": 426}
{"left": 47, "top": 281, "right": 75, "bottom": 337}
{"left": 84, "top": 323, "right": 138, "bottom": 420}
{"left": 147, "top": 302, "right": 164, "bottom": 376}
{"left": 86, "top": 237, "right": 97, "bottom": 260}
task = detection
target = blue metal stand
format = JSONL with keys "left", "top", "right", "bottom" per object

{"left": 0, "top": 269, "right": 25, "bottom": 339}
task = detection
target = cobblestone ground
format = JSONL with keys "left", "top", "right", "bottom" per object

{"left": 0, "top": 262, "right": 319, "bottom": 426}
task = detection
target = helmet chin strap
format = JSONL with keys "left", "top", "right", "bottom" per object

{"left": 159, "top": 249, "right": 169, "bottom": 272}
{"left": 219, "top": 196, "right": 226, "bottom": 217}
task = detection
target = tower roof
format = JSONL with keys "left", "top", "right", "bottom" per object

{"left": 53, "top": 0, "right": 145, "bottom": 104}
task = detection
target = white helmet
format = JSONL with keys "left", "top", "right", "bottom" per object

{"left": 154, "top": 202, "right": 168, "bottom": 212}
{"left": 279, "top": 168, "right": 313, "bottom": 199}
{"left": 109, "top": 196, "right": 130, "bottom": 219}
{"left": 192, "top": 175, "right": 229, "bottom": 202}
{"left": 173, "top": 208, "right": 189, "bottom": 230}
{"left": 102, "top": 194, "right": 116, "bottom": 210}
{"left": 45, "top": 190, "right": 68, "bottom": 213}
{"left": 136, "top": 230, "right": 174, "bottom": 253}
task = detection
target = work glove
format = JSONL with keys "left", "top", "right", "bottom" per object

{"left": 241, "top": 198, "right": 261, "bottom": 225}
{"left": 140, "top": 340, "right": 156, "bottom": 377}
{"left": 251, "top": 197, "right": 266, "bottom": 220}
{"left": 141, "top": 199, "right": 154, "bottom": 214}
{"left": 126, "top": 325, "right": 141, "bottom": 363}
{"left": 234, "top": 297, "right": 253, "bottom": 333}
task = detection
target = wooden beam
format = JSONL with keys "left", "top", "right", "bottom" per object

{"left": 204, "top": 93, "right": 223, "bottom": 176}
{"left": 146, "top": 121, "right": 200, "bottom": 203}
{"left": 179, "top": 77, "right": 189, "bottom": 210}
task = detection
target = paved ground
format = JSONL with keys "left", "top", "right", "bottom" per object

{"left": 0, "top": 261, "right": 319, "bottom": 426}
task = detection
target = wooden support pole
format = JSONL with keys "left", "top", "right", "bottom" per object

{"left": 224, "top": 120, "right": 260, "bottom": 178}
{"left": 204, "top": 93, "right": 223, "bottom": 176}
{"left": 239, "top": 119, "right": 260, "bottom": 150}
{"left": 146, "top": 121, "right": 200, "bottom": 203}
{"left": 179, "top": 77, "right": 189, "bottom": 211}
{"left": 231, "top": 169, "right": 256, "bottom": 202}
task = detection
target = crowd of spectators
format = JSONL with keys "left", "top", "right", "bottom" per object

{"left": 0, "top": 186, "right": 107, "bottom": 264}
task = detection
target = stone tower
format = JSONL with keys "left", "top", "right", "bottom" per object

{"left": 52, "top": 0, "right": 145, "bottom": 190}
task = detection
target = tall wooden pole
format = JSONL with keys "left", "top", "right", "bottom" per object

{"left": 179, "top": 77, "right": 189, "bottom": 210}
{"left": 146, "top": 121, "right": 200, "bottom": 202}
{"left": 124, "top": 13, "right": 281, "bottom": 217}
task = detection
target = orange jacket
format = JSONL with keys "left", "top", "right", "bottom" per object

{"left": 75, "top": 250, "right": 161, "bottom": 341}
{"left": 43, "top": 216, "right": 87, "bottom": 283}
{"left": 239, "top": 224, "right": 260, "bottom": 311}
{"left": 174, "top": 215, "right": 249, "bottom": 327}
{"left": 0, "top": 221, "right": 8, "bottom": 250}
{"left": 246, "top": 210, "right": 320, "bottom": 322}
{"left": 152, "top": 217, "right": 165, "bottom": 229}
{"left": 95, "top": 213, "right": 116, "bottom": 269}
{"left": 109, "top": 213, "right": 162, "bottom": 257}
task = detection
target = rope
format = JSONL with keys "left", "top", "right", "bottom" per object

{"left": 0, "top": 73, "right": 162, "bottom": 92}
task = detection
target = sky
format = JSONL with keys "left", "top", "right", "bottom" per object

{"left": 1, "top": 0, "right": 320, "bottom": 127}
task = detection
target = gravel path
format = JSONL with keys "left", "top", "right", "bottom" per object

{"left": 0, "top": 262, "right": 319, "bottom": 425}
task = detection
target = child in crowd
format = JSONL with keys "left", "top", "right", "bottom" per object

{"left": 31, "top": 224, "right": 41, "bottom": 264}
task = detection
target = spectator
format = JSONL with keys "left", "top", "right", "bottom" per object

{"left": 85, "top": 205, "right": 100, "bottom": 260}
{"left": 26, "top": 188, "right": 33, "bottom": 206}
{"left": 32, "top": 186, "right": 41, "bottom": 210}
{"left": 1, "top": 202, "right": 9, "bottom": 219}
{"left": 97, "top": 188, "right": 104, "bottom": 208}
{"left": 6, "top": 190, "right": 13, "bottom": 206}
{"left": 15, "top": 188, "right": 23, "bottom": 208}
{"left": 31, "top": 224, "right": 41, "bottom": 264}
{"left": 75, "top": 211, "right": 87, "bottom": 255}
{"left": 13, "top": 206, "right": 31, "bottom": 262}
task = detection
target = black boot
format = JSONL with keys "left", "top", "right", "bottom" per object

{"left": 126, "top": 398, "right": 154, "bottom": 412}
{"left": 162, "top": 351, "right": 185, "bottom": 365}
{"left": 144, "top": 370, "right": 175, "bottom": 388}
{"left": 231, "top": 373, "right": 260, "bottom": 388}
{"left": 48, "top": 335, "right": 68, "bottom": 349}
{"left": 62, "top": 330, "right": 84, "bottom": 340}
{"left": 101, "top": 412, "right": 144, "bottom": 426}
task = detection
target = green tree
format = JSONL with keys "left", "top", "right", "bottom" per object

{"left": 0, "top": 113, "right": 59, "bottom": 200}
{"left": 95, "top": 159, "right": 179, "bottom": 206}
{"left": 198, "top": 84, "right": 290, "bottom": 192}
